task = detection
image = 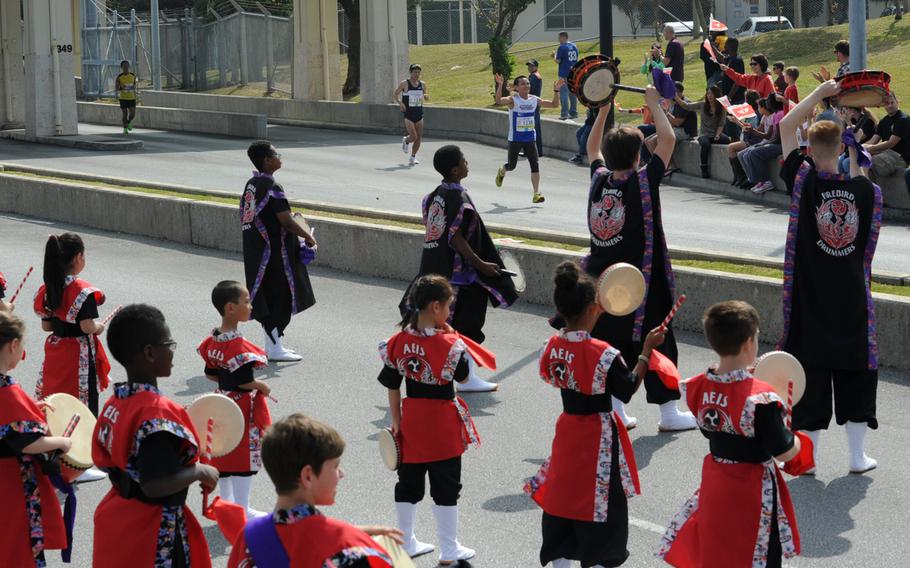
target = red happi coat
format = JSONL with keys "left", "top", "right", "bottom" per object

{"left": 91, "top": 382, "right": 212, "bottom": 568}
{"left": 227, "top": 504, "right": 393, "bottom": 568}
{"left": 197, "top": 331, "right": 271, "bottom": 474}
{"left": 658, "top": 369, "right": 800, "bottom": 567}
{"left": 525, "top": 331, "right": 640, "bottom": 522}
{"left": 380, "top": 328, "right": 480, "bottom": 463}
{"left": 33, "top": 278, "right": 111, "bottom": 405}
{"left": 0, "top": 375, "right": 66, "bottom": 568}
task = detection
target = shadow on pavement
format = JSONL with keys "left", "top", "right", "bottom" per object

{"left": 481, "top": 492, "right": 538, "bottom": 513}
{"left": 788, "top": 474, "right": 872, "bottom": 558}
{"left": 631, "top": 432, "right": 681, "bottom": 471}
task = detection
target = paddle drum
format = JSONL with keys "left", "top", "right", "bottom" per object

{"left": 498, "top": 249, "right": 527, "bottom": 293}
{"left": 597, "top": 262, "right": 646, "bottom": 316}
{"left": 377, "top": 428, "right": 401, "bottom": 471}
{"left": 44, "top": 393, "right": 96, "bottom": 483}
{"left": 186, "top": 393, "right": 245, "bottom": 458}
{"left": 835, "top": 71, "right": 891, "bottom": 107}
{"left": 753, "top": 351, "right": 807, "bottom": 405}
{"left": 567, "top": 55, "right": 623, "bottom": 108}
{"left": 374, "top": 534, "right": 417, "bottom": 568}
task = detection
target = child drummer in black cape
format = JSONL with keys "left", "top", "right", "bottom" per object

{"left": 527, "top": 261, "right": 666, "bottom": 568}
{"left": 571, "top": 85, "right": 696, "bottom": 432}
{"left": 400, "top": 145, "right": 518, "bottom": 392}
{"left": 381, "top": 275, "right": 486, "bottom": 565}
{"left": 778, "top": 80, "right": 882, "bottom": 474}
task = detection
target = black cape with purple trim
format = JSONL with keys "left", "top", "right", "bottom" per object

{"left": 240, "top": 175, "right": 315, "bottom": 335}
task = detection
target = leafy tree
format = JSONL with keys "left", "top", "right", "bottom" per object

{"left": 471, "top": 0, "right": 536, "bottom": 91}
{"left": 616, "top": 0, "right": 648, "bottom": 38}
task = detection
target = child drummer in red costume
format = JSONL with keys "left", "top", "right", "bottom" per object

{"left": 228, "top": 413, "right": 402, "bottom": 567}
{"left": 0, "top": 312, "right": 70, "bottom": 567}
{"left": 658, "top": 301, "right": 801, "bottom": 568}
{"left": 381, "top": 275, "right": 484, "bottom": 565}
{"left": 526, "top": 261, "right": 665, "bottom": 568}
{"left": 0, "top": 271, "right": 12, "bottom": 311}
{"left": 92, "top": 304, "right": 219, "bottom": 568}
{"left": 34, "top": 233, "right": 111, "bottom": 417}
{"left": 198, "top": 280, "right": 272, "bottom": 517}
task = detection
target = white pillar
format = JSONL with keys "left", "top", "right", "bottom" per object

{"left": 416, "top": 4, "right": 423, "bottom": 47}
{"left": 22, "top": 0, "right": 77, "bottom": 137}
{"left": 470, "top": 3, "right": 477, "bottom": 43}
{"left": 360, "top": 0, "right": 408, "bottom": 104}
{"left": 0, "top": 0, "right": 25, "bottom": 128}
{"left": 291, "top": 0, "right": 340, "bottom": 100}
{"left": 459, "top": 0, "right": 465, "bottom": 44}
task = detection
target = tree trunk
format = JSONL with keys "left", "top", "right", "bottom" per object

{"left": 340, "top": 0, "right": 360, "bottom": 98}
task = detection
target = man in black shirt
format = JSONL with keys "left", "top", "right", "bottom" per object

{"left": 661, "top": 25, "right": 685, "bottom": 82}
{"left": 863, "top": 93, "right": 910, "bottom": 180}
{"left": 779, "top": 80, "right": 882, "bottom": 475}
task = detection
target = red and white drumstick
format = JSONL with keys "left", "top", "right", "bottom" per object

{"left": 9, "top": 266, "right": 33, "bottom": 304}
{"left": 659, "top": 294, "right": 687, "bottom": 332}
{"left": 785, "top": 380, "right": 794, "bottom": 430}
{"left": 202, "top": 417, "right": 214, "bottom": 512}
{"left": 62, "top": 413, "right": 81, "bottom": 438}
{"left": 101, "top": 305, "right": 123, "bottom": 327}
{"left": 268, "top": 394, "right": 279, "bottom": 404}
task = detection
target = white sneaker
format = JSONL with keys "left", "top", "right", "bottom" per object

{"left": 75, "top": 467, "right": 108, "bottom": 483}
{"left": 751, "top": 181, "right": 774, "bottom": 194}
{"left": 409, "top": 155, "right": 419, "bottom": 165}
{"left": 267, "top": 346, "right": 302, "bottom": 362}
{"left": 401, "top": 136, "right": 409, "bottom": 154}
{"left": 246, "top": 508, "right": 269, "bottom": 518}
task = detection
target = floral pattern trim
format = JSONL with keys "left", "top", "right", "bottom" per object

{"left": 154, "top": 505, "right": 192, "bottom": 568}
{"left": 740, "top": 392, "right": 783, "bottom": 438}
{"left": 274, "top": 503, "right": 322, "bottom": 524}
{"left": 19, "top": 454, "right": 47, "bottom": 567}
{"left": 440, "top": 339, "right": 467, "bottom": 383}
{"left": 0, "top": 421, "right": 49, "bottom": 438}
{"left": 225, "top": 352, "right": 269, "bottom": 373}
{"left": 591, "top": 346, "right": 620, "bottom": 395}
{"left": 523, "top": 457, "right": 550, "bottom": 496}
{"left": 378, "top": 340, "right": 393, "bottom": 368}
{"left": 114, "top": 381, "right": 163, "bottom": 399}
{"left": 706, "top": 368, "right": 753, "bottom": 384}
{"left": 863, "top": 183, "right": 883, "bottom": 370}
{"left": 127, "top": 419, "right": 199, "bottom": 483}
{"left": 454, "top": 396, "right": 481, "bottom": 450}
{"left": 592, "top": 413, "right": 638, "bottom": 522}
{"left": 751, "top": 460, "right": 797, "bottom": 566}
{"left": 656, "top": 489, "right": 700, "bottom": 559}
{"left": 0, "top": 373, "right": 16, "bottom": 387}
{"left": 323, "top": 546, "right": 394, "bottom": 567}
{"left": 216, "top": 390, "right": 265, "bottom": 471}
{"left": 65, "top": 285, "right": 103, "bottom": 324}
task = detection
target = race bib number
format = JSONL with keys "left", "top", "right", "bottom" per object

{"left": 516, "top": 115, "right": 535, "bottom": 131}
{"left": 407, "top": 91, "right": 423, "bottom": 107}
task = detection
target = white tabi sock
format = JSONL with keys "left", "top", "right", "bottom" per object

{"left": 612, "top": 397, "right": 637, "bottom": 430}
{"left": 551, "top": 559, "right": 572, "bottom": 568}
{"left": 232, "top": 476, "right": 253, "bottom": 511}
{"left": 218, "top": 478, "right": 235, "bottom": 502}
{"left": 658, "top": 401, "right": 697, "bottom": 432}
{"left": 456, "top": 354, "right": 498, "bottom": 392}
{"left": 845, "top": 421, "right": 877, "bottom": 473}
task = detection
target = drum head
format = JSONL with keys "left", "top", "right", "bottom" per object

{"left": 373, "top": 535, "right": 417, "bottom": 567}
{"left": 44, "top": 393, "right": 96, "bottom": 469}
{"left": 753, "top": 351, "right": 806, "bottom": 405}
{"left": 597, "top": 263, "right": 646, "bottom": 316}
{"left": 187, "top": 393, "right": 245, "bottom": 457}
{"left": 499, "top": 249, "right": 527, "bottom": 293}
{"left": 378, "top": 428, "right": 400, "bottom": 471}
{"left": 580, "top": 67, "right": 617, "bottom": 105}
{"left": 837, "top": 87, "right": 889, "bottom": 108}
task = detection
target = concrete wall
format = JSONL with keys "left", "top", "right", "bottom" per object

{"left": 76, "top": 101, "right": 268, "bottom": 138}
{"left": 1, "top": 172, "right": 908, "bottom": 371}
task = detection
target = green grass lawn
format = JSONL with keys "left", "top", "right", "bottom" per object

{"left": 336, "top": 17, "right": 907, "bottom": 120}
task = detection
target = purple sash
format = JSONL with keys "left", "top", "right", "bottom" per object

{"left": 244, "top": 514, "right": 290, "bottom": 568}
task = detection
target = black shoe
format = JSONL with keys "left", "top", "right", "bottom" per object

{"left": 700, "top": 165, "right": 710, "bottom": 179}
{"left": 739, "top": 179, "right": 754, "bottom": 189}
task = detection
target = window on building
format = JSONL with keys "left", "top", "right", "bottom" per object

{"left": 545, "top": 0, "right": 583, "bottom": 30}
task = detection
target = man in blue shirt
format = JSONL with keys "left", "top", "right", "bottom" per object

{"left": 554, "top": 31, "right": 579, "bottom": 120}
{"left": 526, "top": 59, "right": 544, "bottom": 157}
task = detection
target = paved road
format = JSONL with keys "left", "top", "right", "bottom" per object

{"left": 2, "top": 123, "right": 909, "bottom": 274}
{"left": 1, "top": 213, "right": 907, "bottom": 567}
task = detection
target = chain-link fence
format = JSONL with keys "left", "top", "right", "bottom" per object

{"left": 82, "top": 0, "right": 291, "bottom": 97}
{"left": 406, "top": 1, "right": 501, "bottom": 46}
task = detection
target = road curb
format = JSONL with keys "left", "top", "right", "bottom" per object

{"left": 1, "top": 172, "right": 908, "bottom": 371}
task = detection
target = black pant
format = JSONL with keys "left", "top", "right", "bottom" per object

{"left": 792, "top": 368, "right": 878, "bottom": 431}
{"left": 698, "top": 134, "right": 731, "bottom": 166}
{"left": 505, "top": 141, "right": 540, "bottom": 173}
{"left": 534, "top": 110, "right": 543, "bottom": 157}
{"left": 395, "top": 457, "right": 462, "bottom": 506}
{"left": 451, "top": 283, "right": 488, "bottom": 344}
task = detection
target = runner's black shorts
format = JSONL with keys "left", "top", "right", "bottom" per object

{"left": 119, "top": 100, "right": 137, "bottom": 109}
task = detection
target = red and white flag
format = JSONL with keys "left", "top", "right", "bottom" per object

{"left": 717, "top": 95, "right": 732, "bottom": 109}
{"left": 702, "top": 39, "right": 718, "bottom": 63}
{"left": 729, "top": 103, "right": 757, "bottom": 121}
{"left": 709, "top": 14, "right": 728, "bottom": 32}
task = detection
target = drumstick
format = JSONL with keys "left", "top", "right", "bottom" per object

{"left": 202, "top": 417, "right": 214, "bottom": 512}
{"left": 100, "top": 305, "right": 123, "bottom": 327}
{"left": 61, "top": 414, "right": 81, "bottom": 438}
{"left": 786, "top": 380, "right": 793, "bottom": 430}
{"left": 659, "top": 294, "right": 687, "bottom": 332}
{"left": 9, "top": 266, "right": 33, "bottom": 304}
{"left": 268, "top": 394, "right": 279, "bottom": 404}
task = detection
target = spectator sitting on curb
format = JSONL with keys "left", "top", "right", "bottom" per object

{"left": 727, "top": 91, "right": 765, "bottom": 187}
{"left": 864, "top": 93, "right": 910, "bottom": 182}
{"left": 772, "top": 61, "right": 787, "bottom": 95}
{"left": 674, "top": 85, "right": 730, "bottom": 178}
{"left": 644, "top": 82, "right": 696, "bottom": 173}
{"left": 720, "top": 53, "right": 775, "bottom": 98}
{"left": 737, "top": 95, "right": 785, "bottom": 194}
{"left": 838, "top": 106, "right": 877, "bottom": 173}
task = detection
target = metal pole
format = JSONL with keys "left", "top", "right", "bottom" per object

{"left": 599, "top": 0, "right": 614, "bottom": 128}
{"left": 849, "top": 0, "right": 866, "bottom": 70}
{"left": 470, "top": 3, "right": 477, "bottom": 43}
{"left": 150, "top": 0, "right": 161, "bottom": 89}
{"left": 459, "top": 0, "right": 465, "bottom": 44}
{"left": 794, "top": 0, "right": 802, "bottom": 28}
{"left": 131, "top": 9, "right": 137, "bottom": 72}
{"left": 257, "top": 3, "right": 274, "bottom": 92}
{"left": 416, "top": 4, "right": 423, "bottom": 46}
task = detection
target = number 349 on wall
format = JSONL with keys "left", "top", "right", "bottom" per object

{"left": 56, "top": 44, "right": 74, "bottom": 53}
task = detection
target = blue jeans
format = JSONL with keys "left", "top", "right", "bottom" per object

{"left": 576, "top": 122, "right": 593, "bottom": 156}
{"left": 838, "top": 153, "right": 850, "bottom": 174}
{"left": 559, "top": 82, "right": 577, "bottom": 118}
{"left": 739, "top": 143, "right": 782, "bottom": 183}
{"left": 724, "top": 120, "right": 742, "bottom": 141}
